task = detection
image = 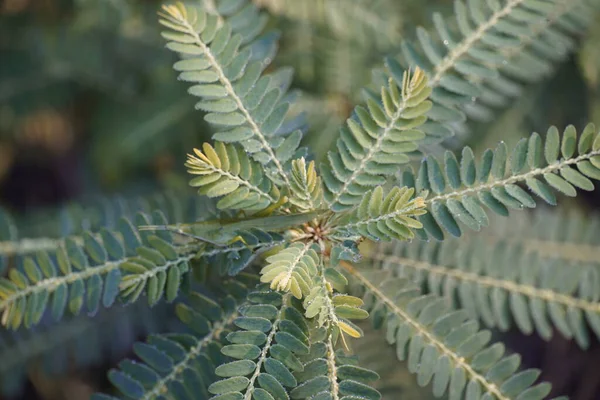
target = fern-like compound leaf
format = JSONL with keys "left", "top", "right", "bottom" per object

{"left": 0, "top": 233, "right": 123, "bottom": 330}
{"left": 185, "top": 141, "right": 281, "bottom": 211}
{"left": 290, "top": 327, "right": 381, "bottom": 399}
{"left": 371, "top": 225, "right": 600, "bottom": 350}
{"left": 159, "top": 2, "right": 304, "bottom": 189}
{"left": 209, "top": 290, "right": 310, "bottom": 399}
{"left": 303, "top": 275, "right": 368, "bottom": 341}
{"left": 2, "top": 300, "right": 181, "bottom": 399}
{"left": 367, "top": 0, "right": 599, "bottom": 143}
{"left": 260, "top": 242, "right": 320, "bottom": 299}
{"left": 459, "top": 0, "right": 600, "bottom": 123}
{"left": 97, "top": 278, "right": 253, "bottom": 400}
{"left": 486, "top": 207, "right": 600, "bottom": 266}
{"left": 0, "top": 209, "right": 224, "bottom": 330}
{"left": 328, "top": 186, "right": 427, "bottom": 242}
{"left": 322, "top": 67, "right": 432, "bottom": 212}
{"left": 398, "top": 123, "right": 600, "bottom": 240}
{"left": 345, "top": 265, "right": 553, "bottom": 400}
{"left": 289, "top": 157, "right": 324, "bottom": 212}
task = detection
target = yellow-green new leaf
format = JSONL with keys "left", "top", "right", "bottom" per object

{"left": 186, "top": 142, "right": 280, "bottom": 211}
{"left": 288, "top": 158, "right": 324, "bottom": 212}
{"left": 260, "top": 243, "right": 320, "bottom": 299}
{"left": 329, "top": 186, "right": 427, "bottom": 242}
{"left": 322, "top": 67, "right": 431, "bottom": 212}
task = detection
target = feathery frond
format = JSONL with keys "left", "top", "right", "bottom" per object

{"left": 344, "top": 264, "right": 553, "bottom": 400}
{"left": 208, "top": 290, "right": 310, "bottom": 399}
{"left": 290, "top": 326, "right": 381, "bottom": 399}
{"left": 371, "top": 237, "right": 600, "bottom": 350}
{"left": 159, "top": 2, "right": 305, "bottom": 189}
{"left": 397, "top": 123, "right": 600, "bottom": 240}
{"left": 260, "top": 242, "right": 320, "bottom": 299}
{"left": 1, "top": 301, "right": 180, "bottom": 398}
{"left": 322, "top": 67, "right": 432, "bottom": 212}
{"left": 462, "top": 0, "right": 600, "bottom": 122}
{"left": 368, "top": 0, "right": 599, "bottom": 145}
{"left": 289, "top": 157, "right": 324, "bottom": 212}
{"left": 485, "top": 208, "right": 600, "bottom": 265}
{"left": 0, "top": 234, "right": 123, "bottom": 330}
{"left": 98, "top": 278, "right": 253, "bottom": 400}
{"left": 185, "top": 141, "right": 281, "bottom": 211}
{"left": 327, "top": 186, "right": 427, "bottom": 242}
{"left": 0, "top": 210, "right": 206, "bottom": 330}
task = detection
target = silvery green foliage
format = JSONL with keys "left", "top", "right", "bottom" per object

{"left": 368, "top": 0, "right": 600, "bottom": 144}
{"left": 6, "top": 0, "right": 600, "bottom": 399}
{"left": 0, "top": 204, "right": 283, "bottom": 330}
{"left": 374, "top": 234, "right": 600, "bottom": 351}
{"left": 95, "top": 276, "right": 255, "bottom": 400}
{"left": 185, "top": 142, "right": 281, "bottom": 211}
{"left": 0, "top": 211, "right": 189, "bottom": 330}
{"left": 398, "top": 123, "right": 600, "bottom": 240}
{"left": 351, "top": 268, "right": 553, "bottom": 400}
{"left": 159, "top": 1, "right": 305, "bottom": 190}
{"left": 322, "top": 68, "right": 432, "bottom": 212}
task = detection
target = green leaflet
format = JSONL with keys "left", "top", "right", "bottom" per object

{"left": 159, "top": 2, "right": 304, "bottom": 189}
{"left": 186, "top": 141, "right": 280, "bottom": 211}
{"left": 360, "top": 0, "right": 599, "bottom": 155}
{"left": 260, "top": 243, "right": 320, "bottom": 299}
{"left": 302, "top": 273, "right": 367, "bottom": 341}
{"left": 288, "top": 157, "right": 324, "bottom": 212}
{"left": 398, "top": 123, "right": 600, "bottom": 240}
{"left": 92, "top": 276, "right": 254, "bottom": 400}
{"left": 329, "top": 186, "right": 427, "bottom": 242}
{"left": 371, "top": 234, "right": 600, "bottom": 350}
{"left": 322, "top": 67, "right": 431, "bottom": 212}
{"left": 0, "top": 207, "right": 238, "bottom": 330}
{"left": 209, "top": 290, "right": 311, "bottom": 399}
{"left": 347, "top": 267, "right": 551, "bottom": 400}
{"left": 289, "top": 328, "right": 381, "bottom": 399}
